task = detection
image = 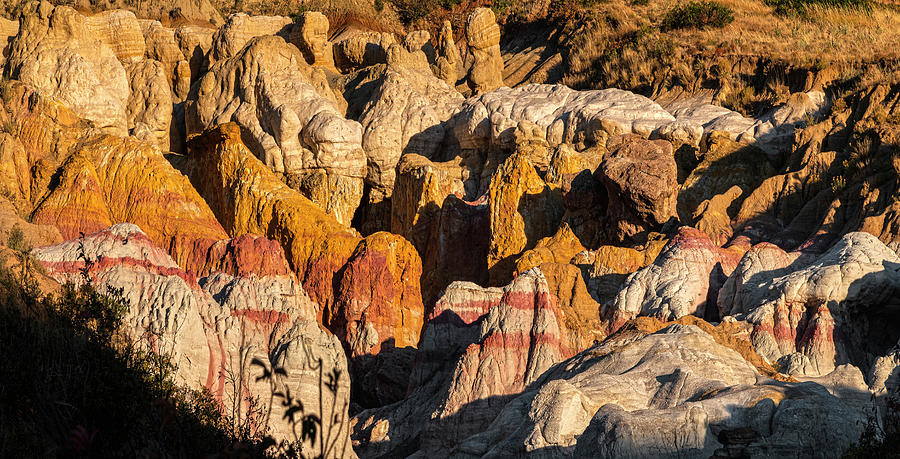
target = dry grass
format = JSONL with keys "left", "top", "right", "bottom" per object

{"left": 629, "top": 0, "right": 900, "bottom": 64}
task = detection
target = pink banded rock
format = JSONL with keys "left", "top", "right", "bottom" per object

{"left": 455, "top": 324, "right": 863, "bottom": 458}
{"left": 32, "top": 224, "right": 355, "bottom": 457}
{"left": 607, "top": 227, "right": 746, "bottom": 331}
{"left": 353, "top": 268, "right": 577, "bottom": 457}
{"left": 719, "top": 231, "right": 900, "bottom": 378}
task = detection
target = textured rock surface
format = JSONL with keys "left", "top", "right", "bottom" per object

{"left": 678, "top": 132, "right": 775, "bottom": 228}
{"left": 292, "top": 12, "right": 334, "bottom": 69}
{"left": 487, "top": 152, "right": 564, "bottom": 285}
{"left": 140, "top": 20, "right": 191, "bottom": 101}
{"left": 32, "top": 224, "right": 355, "bottom": 457}
{"left": 7, "top": 2, "right": 130, "bottom": 136}
{"left": 455, "top": 324, "right": 863, "bottom": 458}
{"left": 599, "top": 135, "right": 678, "bottom": 242}
{"left": 187, "top": 35, "right": 364, "bottom": 224}
{"left": 333, "top": 31, "right": 394, "bottom": 71}
{"left": 86, "top": 9, "right": 146, "bottom": 64}
{"left": 358, "top": 66, "right": 463, "bottom": 195}
{"left": 207, "top": 13, "right": 291, "bottom": 62}
{"left": 183, "top": 123, "right": 359, "bottom": 313}
{"left": 450, "top": 85, "right": 676, "bottom": 153}
{"left": 30, "top": 133, "right": 227, "bottom": 274}
{"left": 0, "top": 80, "right": 222, "bottom": 273}
{"left": 608, "top": 227, "right": 746, "bottom": 330}
{"left": 124, "top": 58, "right": 173, "bottom": 150}
{"left": 465, "top": 8, "right": 504, "bottom": 94}
{"left": 333, "top": 232, "right": 424, "bottom": 357}
{"left": 353, "top": 269, "right": 577, "bottom": 457}
{"left": 721, "top": 232, "right": 900, "bottom": 377}
{"left": 434, "top": 20, "right": 462, "bottom": 86}
{"left": 184, "top": 124, "right": 425, "bottom": 358}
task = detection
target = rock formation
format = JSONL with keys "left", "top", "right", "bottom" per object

{"left": 449, "top": 85, "right": 676, "bottom": 154}
{"left": 32, "top": 224, "right": 356, "bottom": 457}
{"left": 183, "top": 124, "right": 425, "bottom": 356}
{"left": 464, "top": 8, "right": 504, "bottom": 94}
{"left": 608, "top": 227, "right": 747, "bottom": 330}
{"left": 186, "top": 35, "right": 364, "bottom": 224}
{"left": 354, "top": 268, "right": 578, "bottom": 457}
{"left": 207, "top": 13, "right": 292, "bottom": 62}
{"left": 6, "top": 2, "right": 130, "bottom": 136}
{"left": 487, "top": 151, "right": 564, "bottom": 285}
{"left": 0, "top": 5, "right": 897, "bottom": 457}
{"left": 598, "top": 135, "right": 678, "bottom": 242}
{"left": 455, "top": 324, "right": 864, "bottom": 457}
{"left": 720, "top": 232, "right": 900, "bottom": 378}
{"left": 292, "top": 12, "right": 335, "bottom": 69}
{"left": 434, "top": 20, "right": 462, "bottom": 86}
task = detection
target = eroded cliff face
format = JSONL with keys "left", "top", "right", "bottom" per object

{"left": 2, "top": 2, "right": 900, "bottom": 457}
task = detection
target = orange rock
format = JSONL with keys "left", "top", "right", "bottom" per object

{"left": 538, "top": 262, "right": 604, "bottom": 349}
{"left": 31, "top": 134, "right": 228, "bottom": 272}
{"left": 185, "top": 124, "right": 426, "bottom": 355}
{"left": 333, "top": 231, "right": 424, "bottom": 357}
{"left": 184, "top": 123, "right": 360, "bottom": 315}
{"left": 487, "top": 152, "right": 563, "bottom": 285}
{"left": 514, "top": 223, "right": 586, "bottom": 274}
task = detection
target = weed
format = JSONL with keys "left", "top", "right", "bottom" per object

{"left": 831, "top": 175, "right": 846, "bottom": 193}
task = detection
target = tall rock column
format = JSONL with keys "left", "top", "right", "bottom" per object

{"left": 465, "top": 8, "right": 504, "bottom": 95}
{"left": 435, "top": 20, "right": 462, "bottom": 86}
{"left": 293, "top": 11, "right": 335, "bottom": 70}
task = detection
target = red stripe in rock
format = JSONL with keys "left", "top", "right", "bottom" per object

{"left": 230, "top": 309, "right": 291, "bottom": 325}
{"left": 40, "top": 257, "right": 198, "bottom": 286}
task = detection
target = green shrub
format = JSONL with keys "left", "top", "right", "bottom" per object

{"left": 661, "top": 1, "right": 735, "bottom": 31}
{"left": 387, "top": 0, "right": 438, "bottom": 23}
{"left": 6, "top": 224, "right": 29, "bottom": 254}
{"left": 764, "top": 0, "right": 870, "bottom": 17}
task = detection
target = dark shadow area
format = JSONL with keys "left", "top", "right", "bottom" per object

{"left": 349, "top": 340, "right": 417, "bottom": 414}
{"left": 0, "top": 266, "right": 253, "bottom": 458}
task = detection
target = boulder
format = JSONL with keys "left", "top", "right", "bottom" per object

{"left": 598, "top": 135, "right": 678, "bottom": 242}
{"left": 358, "top": 65, "right": 463, "bottom": 197}
{"left": 333, "top": 31, "right": 394, "bottom": 71}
